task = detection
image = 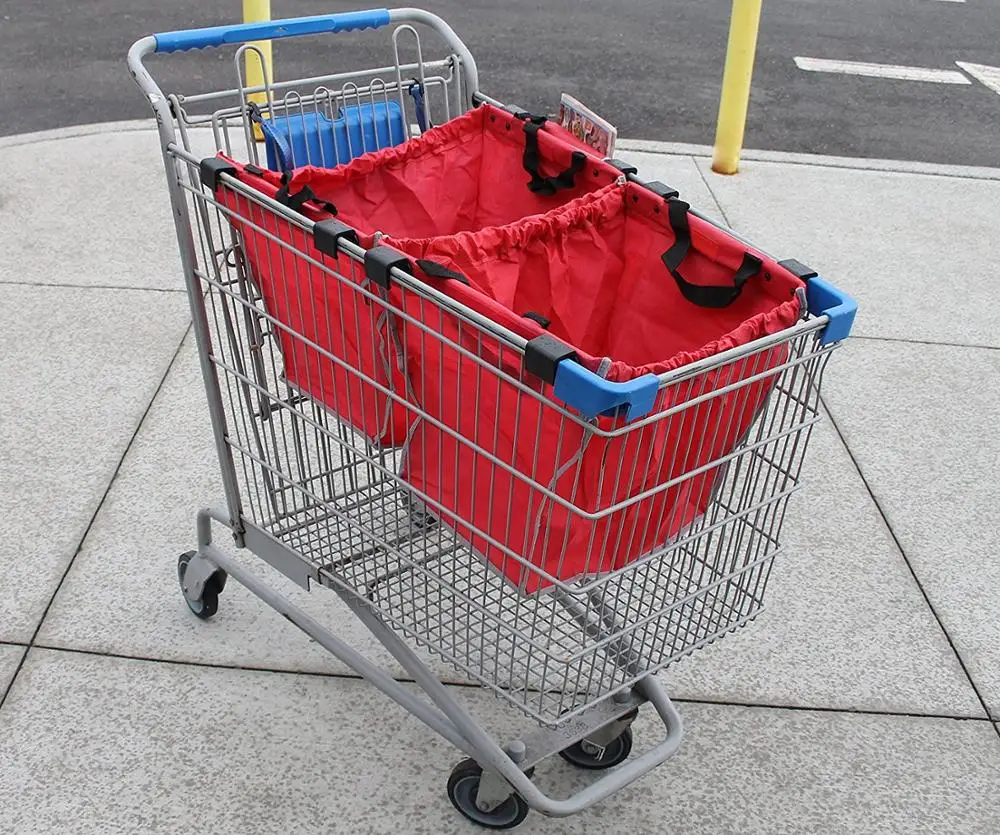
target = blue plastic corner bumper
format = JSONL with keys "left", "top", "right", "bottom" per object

{"left": 806, "top": 276, "right": 858, "bottom": 345}
{"left": 551, "top": 361, "right": 660, "bottom": 421}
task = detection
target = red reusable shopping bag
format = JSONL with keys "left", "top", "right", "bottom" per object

{"left": 213, "top": 167, "right": 414, "bottom": 446}
{"left": 209, "top": 103, "right": 619, "bottom": 446}
{"left": 383, "top": 182, "right": 808, "bottom": 592}
{"left": 263, "top": 102, "right": 622, "bottom": 240}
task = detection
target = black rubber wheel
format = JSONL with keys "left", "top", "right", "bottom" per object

{"left": 559, "top": 726, "right": 634, "bottom": 770}
{"left": 177, "top": 551, "right": 225, "bottom": 621}
{"left": 446, "top": 759, "right": 530, "bottom": 830}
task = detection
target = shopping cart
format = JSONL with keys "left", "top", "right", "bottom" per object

{"left": 129, "top": 8, "right": 857, "bottom": 829}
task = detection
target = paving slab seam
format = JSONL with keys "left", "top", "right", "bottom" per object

{"left": 821, "top": 396, "right": 1000, "bottom": 735}
{"left": 21, "top": 643, "right": 993, "bottom": 726}
{"left": 0, "top": 119, "right": 158, "bottom": 149}
{"left": 692, "top": 155, "right": 1000, "bottom": 185}
{"left": 692, "top": 157, "right": 734, "bottom": 226}
{"left": 672, "top": 696, "right": 992, "bottom": 724}
{"left": 851, "top": 334, "right": 1000, "bottom": 352}
{"left": 0, "top": 325, "right": 193, "bottom": 713}
{"left": 0, "top": 648, "right": 29, "bottom": 713}
{"left": 27, "top": 642, "right": 369, "bottom": 684}
{"left": 1, "top": 280, "right": 187, "bottom": 295}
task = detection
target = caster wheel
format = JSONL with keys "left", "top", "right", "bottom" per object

{"left": 177, "top": 551, "right": 226, "bottom": 621}
{"left": 447, "top": 759, "right": 530, "bottom": 830}
{"left": 559, "top": 726, "right": 633, "bottom": 770}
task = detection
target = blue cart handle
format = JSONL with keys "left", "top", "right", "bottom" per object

{"left": 154, "top": 9, "right": 391, "bottom": 53}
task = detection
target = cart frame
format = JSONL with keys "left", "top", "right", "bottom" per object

{"left": 128, "top": 7, "right": 855, "bottom": 827}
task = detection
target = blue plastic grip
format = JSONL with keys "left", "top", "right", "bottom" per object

{"left": 806, "top": 276, "right": 858, "bottom": 345}
{"left": 552, "top": 361, "right": 660, "bottom": 421}
{"left": 154, "top": 9, "right": 391, "bottom": 53}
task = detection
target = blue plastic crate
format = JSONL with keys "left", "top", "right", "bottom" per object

{"left": 259, "top": 100, "right": 406, "bottom": 172}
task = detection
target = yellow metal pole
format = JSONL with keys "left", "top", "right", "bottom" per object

{"left": 711, "top": 0, "right": 763, "bottom": 175}
{"left": 243, "top": 0, "right": 272, "bottom": 141}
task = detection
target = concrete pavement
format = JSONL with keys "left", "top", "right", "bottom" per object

{"left": 1, "top": 122, "right": 999, "bottom": 833}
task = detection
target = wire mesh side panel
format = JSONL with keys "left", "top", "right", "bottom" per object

{"left": 179, "top": 164, "right": 835, "bottom": 725}
{"left": 378, "top": 303, "right": 834, "bottom": 721}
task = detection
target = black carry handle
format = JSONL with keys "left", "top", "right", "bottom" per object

{"left": 661, "top": 198, "right": 762, "bottom": 308}
{"left": 521, "top": 117, "right": 587, "bottom": 196}
{"left": 275, "top": 183, "right": 338, "bottom": 215}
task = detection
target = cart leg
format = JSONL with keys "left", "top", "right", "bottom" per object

{"left": 178, "top": 509, "right": 229, "bottom": 597}
{"left": 340, "top": 584, "right": 683, "bottom": 817}
{"left": 178, "top": 515, "right": 683, "bottom": 821}
{"left": 176, "top": 509, "right": 232, "bottom": 619}
{"left": 187, "top": 530, "right": 479, "bottom": 756}
{"left": 579, "top": 706, "right": 638, "bottom": 749}
{"left": 177, "top": 549, "right": 222, "bottom": 603}
{"left": 474, "top": 763, "right": 524, "bottom": 812}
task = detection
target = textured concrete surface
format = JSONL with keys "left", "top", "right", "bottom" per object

{"left": 823, "top": 338, "right": 1000, "bottom": 718}
{"left": 0, "top": 645, "right": 25, "bottom": 696}
{"left": 35, "top": 339, "right": 429, "bottom": 680}
{"left": 3, "top": 123, "right": 1000, "bottom": 832}
{"left": 0, "top": 284, "right": 189, "bottom": 641}
{"left": 661, "top": 412, "right": 984, "bottom": 718}
{"left": 1, "top": 649, "right": 998, "bottom": 835}
{"left": 0, "top": 134, "right": 182, "bottom": 290}
{"left": 692, "top": 158, "right": 1000, "bottom": 349}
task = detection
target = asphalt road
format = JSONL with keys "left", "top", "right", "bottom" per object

{"left": 1, "top": 0, "right": 998, "bottom": 165}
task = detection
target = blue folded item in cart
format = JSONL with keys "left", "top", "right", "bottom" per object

{"left": 249, "top": 100, "right": 406, "bottom": 172}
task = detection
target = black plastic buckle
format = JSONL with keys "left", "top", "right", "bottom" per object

{"left": 524, "top": 334, "right": 578, "bottom": 385}
{"left": 778, "top": 258, "right": 819, "bottom": 281}
{"left": 313, "top": 219, "right": 359, "bottom": 257}
{"left": 199, "top": 158, "right": 237, "bottom": 190}
{"left": 607, "top": 158, "right": 638, "bottom": 176}
{"left": 642, "top": 180, "right": 680, "bottom": 200}
{"left": 364, "top": 245, "right": 411, "bottom": 290}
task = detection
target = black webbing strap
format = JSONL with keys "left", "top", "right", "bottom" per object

{"left": 549, "top": 151, "right": 587, "bottom": 192}
{"left": 275, "top": 184, "right": 337, "bottom": 215}
{"left": 415, "top": 259, "right": 470, "bottom": 285}
{"left": 522, "top": 117, "right": 547, "bottom": 190}
{"left": 522, "top": 312, "right": 551, "bottom": 329}
{"left": 661, "top": 198, "right": 762, "bottom": 308}
{"left": 521, "top": 117, "right": 587, "bottom": 196}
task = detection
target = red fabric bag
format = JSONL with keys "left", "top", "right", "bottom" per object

{"left": 210, "top": 105, "right": 616, "bottom": 445}
{"left": 213, "top": 167, "right": 414, "bottom": 446}
{"left": 383, "top": 182, "right": 807, "bottom": 592}
{"left": 265, "top": 102, "right": 622, "bottom": 240}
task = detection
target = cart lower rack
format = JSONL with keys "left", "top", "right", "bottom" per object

{"left": 129, "top": 7, "right": 856, "bottom": 829}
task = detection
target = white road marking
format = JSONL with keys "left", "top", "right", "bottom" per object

{"left": 932, "top": 0, "right": 965, "bottom": 4}
{"left": 956, "top": 62, "right": 1000, "bottom": 95}
{"left": 794, "top": 57, "right": 972, "bottom": 84}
